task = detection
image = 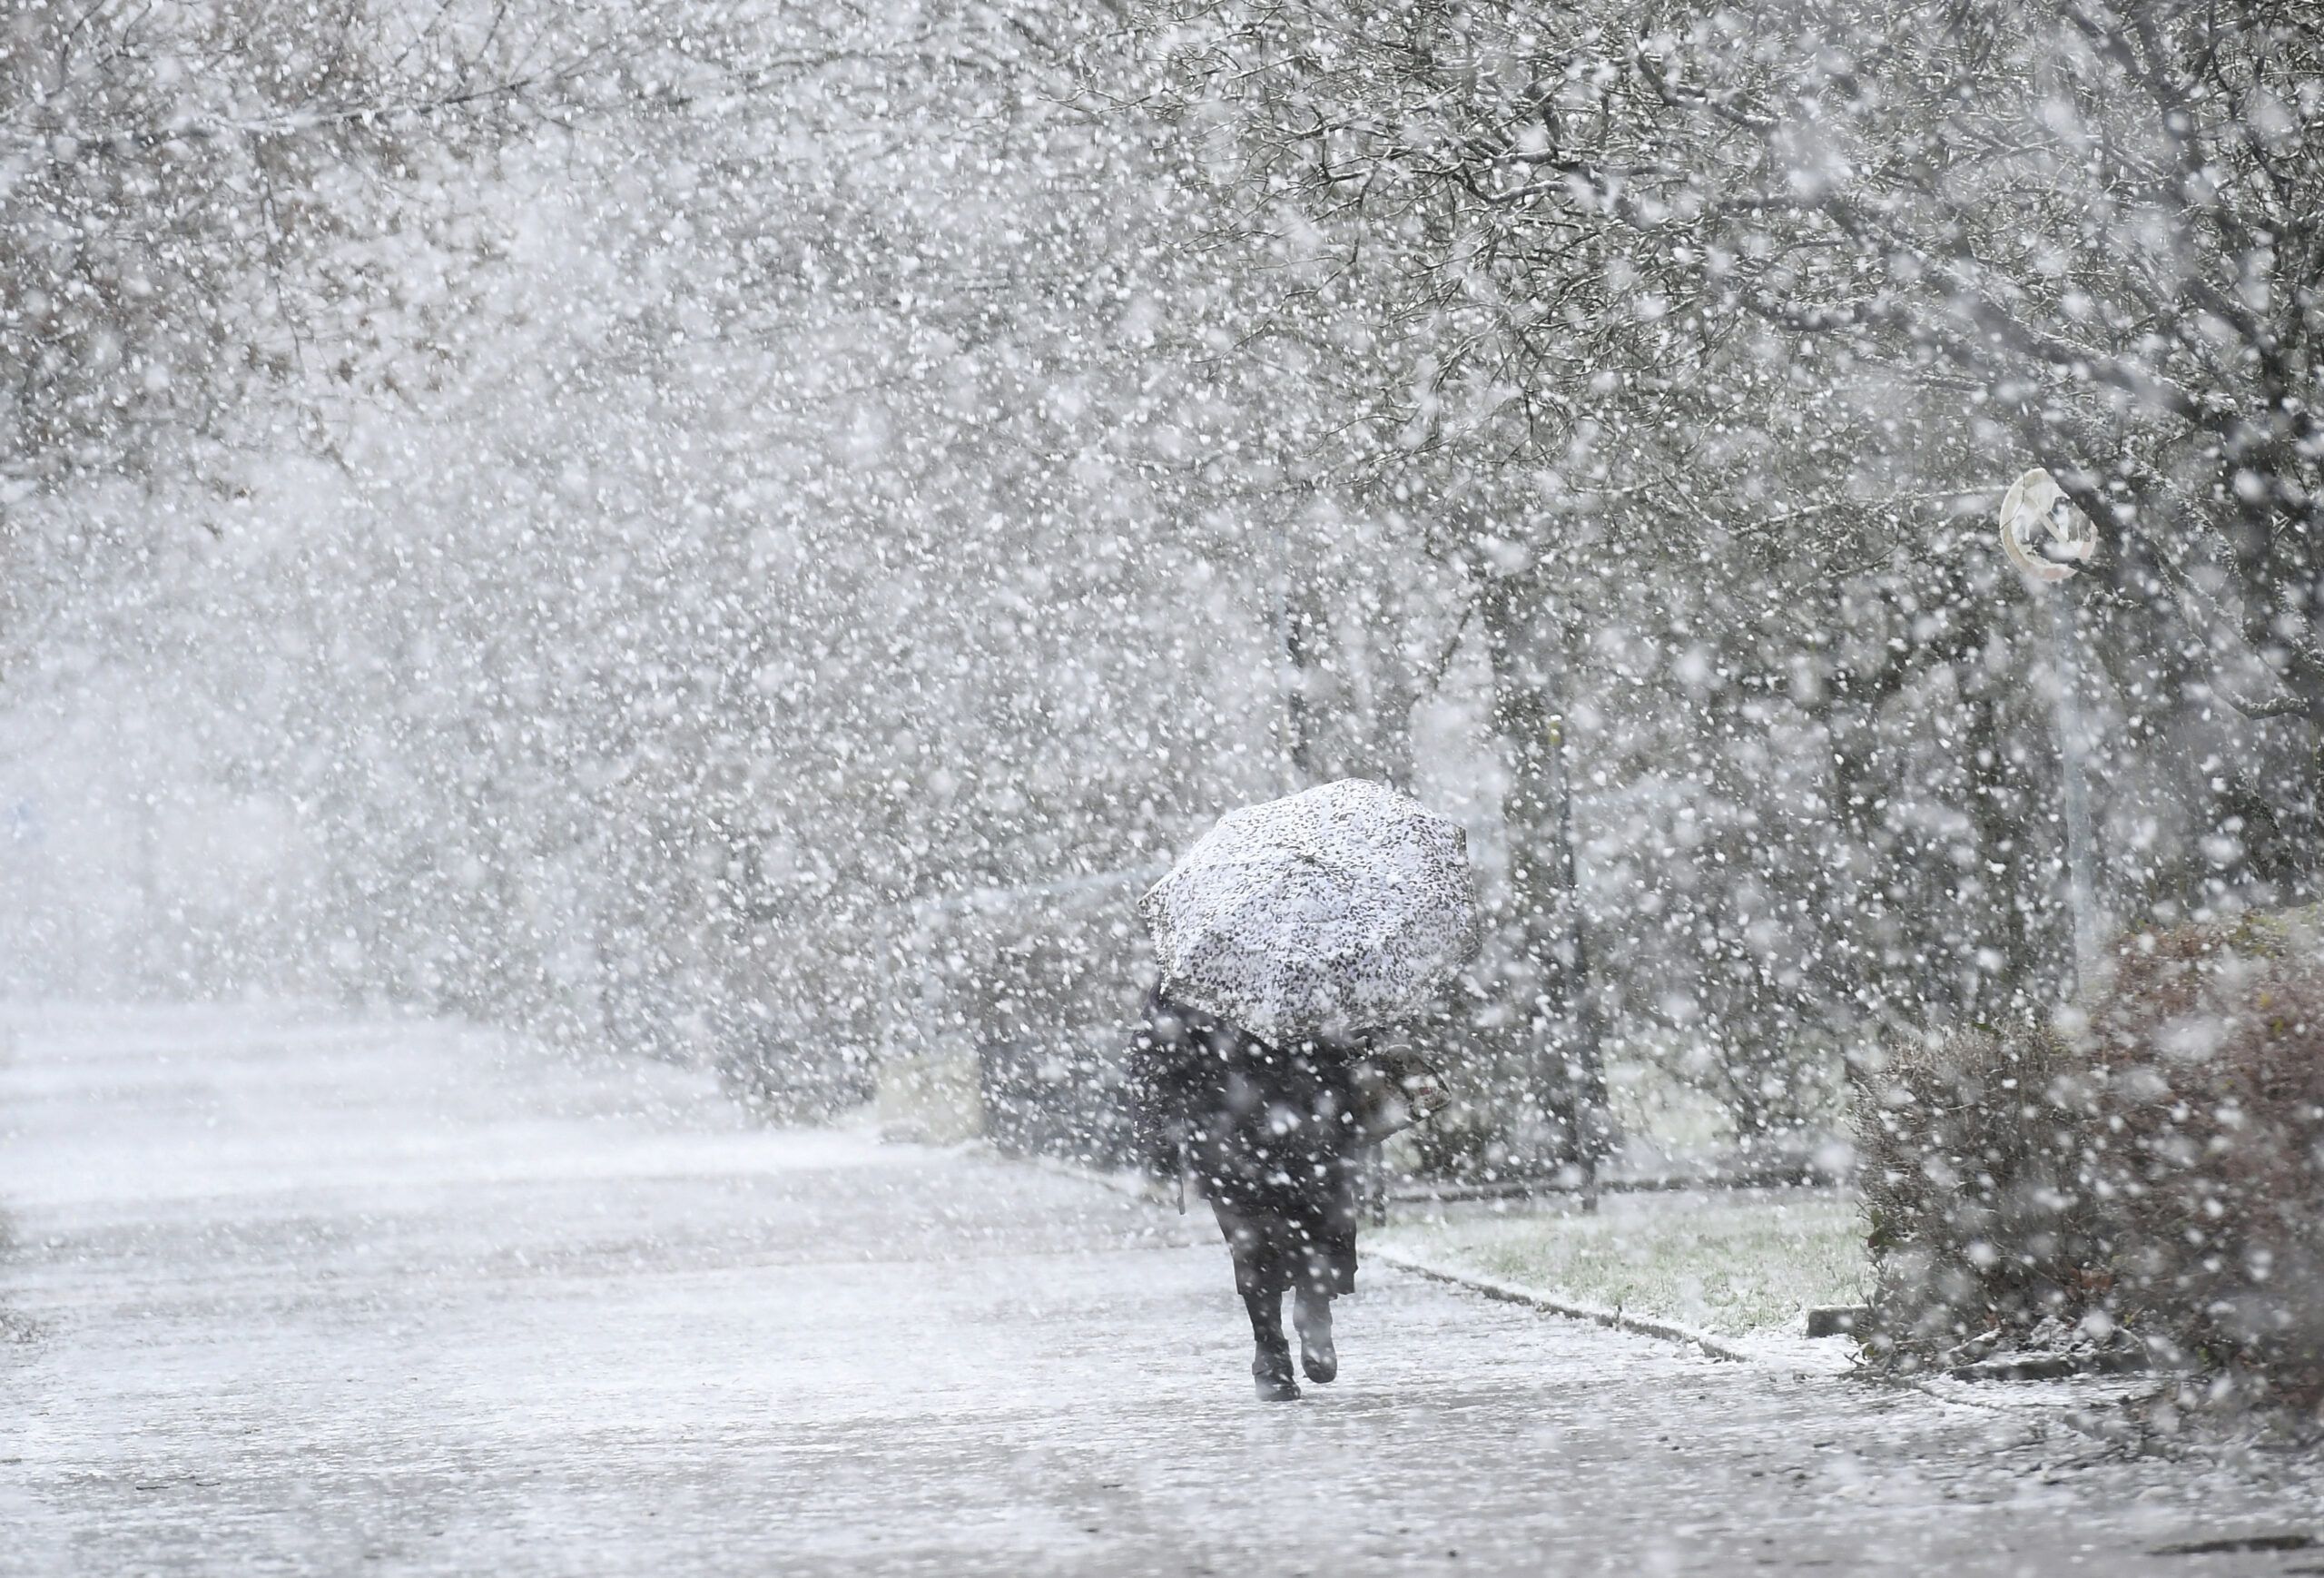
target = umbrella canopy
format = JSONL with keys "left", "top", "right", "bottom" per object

{"left": 1137, "top": 779, "right": 1482, "bottom": 1046}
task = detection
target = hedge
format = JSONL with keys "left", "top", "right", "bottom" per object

{"left": 1856, "top": 909, "right": 2324, "bottom": 1406}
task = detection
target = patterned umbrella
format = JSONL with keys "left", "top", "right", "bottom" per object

{"left": 1137, "top": 779, "right": 1482, "bottom": 1046}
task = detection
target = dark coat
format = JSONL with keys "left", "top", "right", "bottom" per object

{"left": 1128, "top": 990, "right": 1369, "bottom": 1298}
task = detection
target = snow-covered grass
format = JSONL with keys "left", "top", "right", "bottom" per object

{"left": 1375, "top": 1187, "right": 1869, "bottom": 1340}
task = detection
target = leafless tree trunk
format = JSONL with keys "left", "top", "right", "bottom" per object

{"left": 1477, "top": 572, "right": 1611, "bottom": 1189}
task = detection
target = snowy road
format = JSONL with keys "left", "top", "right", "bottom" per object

{"left": 2, "top": 1009, "right": 2317, "bottom": 1577}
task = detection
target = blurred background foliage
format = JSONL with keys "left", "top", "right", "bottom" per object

{"left": 3, "top": 0, "right": 2319, "bottom": 1199}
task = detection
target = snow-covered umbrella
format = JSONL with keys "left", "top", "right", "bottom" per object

{"left": 1137, "top": 778, "right": 1482, "bottom": 1046}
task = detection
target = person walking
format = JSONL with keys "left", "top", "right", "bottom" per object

{"left": 1131, "top": 778, "right": 1480, "bottom": 1401}
{"left": 1128, "top": 990, "right": 1370, "bottom": 1400}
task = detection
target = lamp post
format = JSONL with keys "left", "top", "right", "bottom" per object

{"left": 1997, "top": 467, "right": 2101, "bottom": 986}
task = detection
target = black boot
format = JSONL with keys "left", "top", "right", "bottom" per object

{"left": 1252, "top": 1339, "right": 1301, "bottom": 1401}
{"left": 1294, "top": 1288, "right": 1337, "bottom": 1384}
{"left": 1241, "top": 1284, "right": 1300, "bottom": 1400}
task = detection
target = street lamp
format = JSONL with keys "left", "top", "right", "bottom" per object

{"left": 1997, "top": 467, "right": 2100, "bottom": 986}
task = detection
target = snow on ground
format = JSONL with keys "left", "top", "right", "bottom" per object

{"left": 2, "top": 1006, "right": 2319, "bottom": 1576}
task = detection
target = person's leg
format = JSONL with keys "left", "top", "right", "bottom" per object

{"left": 1212, "top": 1197, "right": 1297, "bottom": 1400}
{"left": 1242, "top": 1279, "right": 1298, "bottom": 1400}
{"left": 1290, "top": 1212, "right": 1344, "bottom": 1384}
{"left": 1292, "top": 1274, "right": 1336, "bottom": 1384}
{"left": 1293, "top": 1153, "right": 1362, "bottom": 1383}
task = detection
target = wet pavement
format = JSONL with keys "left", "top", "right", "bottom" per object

{"left": 2, "top": 1005, "right": 2317, "bottom": 1576}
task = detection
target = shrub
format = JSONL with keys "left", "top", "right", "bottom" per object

{"left": 1857, "top": 909, "right": 2324, "bottom": 1405}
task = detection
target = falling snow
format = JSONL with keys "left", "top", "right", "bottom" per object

{"left": 4, "top": 0, "right": 2322, "bottom": 1570}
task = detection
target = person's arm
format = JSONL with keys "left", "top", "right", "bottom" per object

{"left": 1345, "top": 1031, "right": 1443, "bottom": 1141}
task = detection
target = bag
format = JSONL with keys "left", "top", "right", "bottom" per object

{"left": 1350, "top": 1042, "right": 1451, "bottom": 1142}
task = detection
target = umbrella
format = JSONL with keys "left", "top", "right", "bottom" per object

{"left": 1137, "top": 778, "right": 1482, "bottom": 1046}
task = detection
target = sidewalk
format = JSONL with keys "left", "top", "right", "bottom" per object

{"left": 2, "top": 1004, "right": 2316, "bottom": 1575}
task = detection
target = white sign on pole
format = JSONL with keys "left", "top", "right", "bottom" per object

{"left": 1996, "top": 466, "right": 2101, "bottom": 983}
{"left": 1997, "top": 467, "right": 2097, "bottom": 583}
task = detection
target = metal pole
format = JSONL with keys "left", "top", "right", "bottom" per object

{"left": 2048, "top": 588, "right": 2100, "bottom": 987}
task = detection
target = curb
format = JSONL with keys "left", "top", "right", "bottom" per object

{"left": 1946, "top": 1347, "right": 2154, "bottom": 1384}
{"left": 1010, "top": 1147, "right": 1757, "bottom": 1366}
{"left": 1368, "top": 1248, "right": 1755, "bottom": 1364}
